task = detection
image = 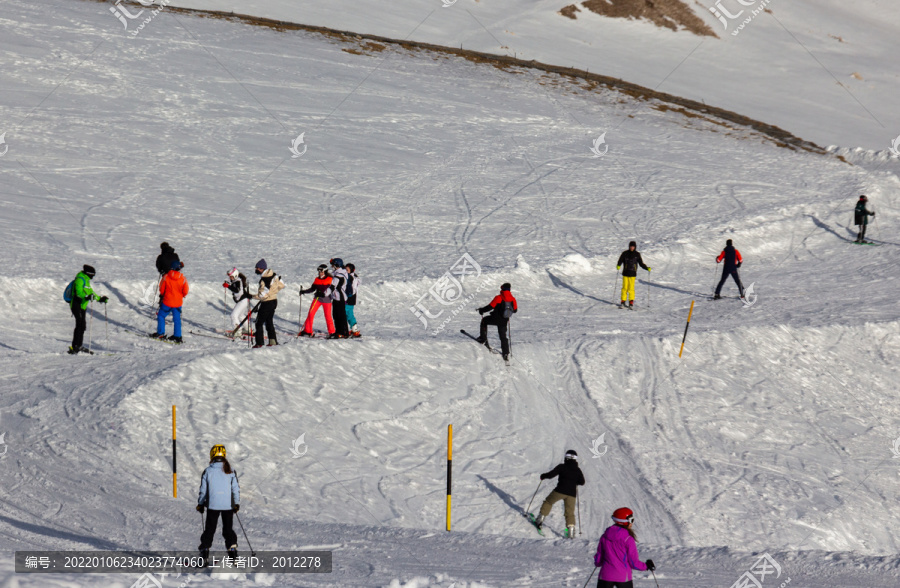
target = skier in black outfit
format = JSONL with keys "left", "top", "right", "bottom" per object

{"left": 155, "top": 242, "right": 181, "bottom": 276}
{"left": 534, "top": 450, "right": 585, "bottom": 538}
{"left": 714, "top": 239, "right": 744, "bottom": 300}
{"left": 615, "top": 241, "right": 650, "bottom": 308}
{"left": 854, "top": 195, "right": 875, "bottom": 243}
{"left": 475, "top": 283, "right": 518, "bottom": 361}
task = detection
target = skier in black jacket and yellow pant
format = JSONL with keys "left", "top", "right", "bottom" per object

{"left": 616, "top": 241, "right": 650, "bottom": 309}
{"left": 534, "top": 450, "right": 585, "bottom": 538}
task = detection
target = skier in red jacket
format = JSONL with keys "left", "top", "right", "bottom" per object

{"left": 475, "top": 283, "right": 517, "bottom": 360}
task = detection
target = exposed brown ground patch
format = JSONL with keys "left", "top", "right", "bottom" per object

{"left": 99, "top": 0, "right": 829, "bottom": 156}
{"left": 581, "top": 0, "right": 717, "bottom": 37}
{"left": 559, "top": 4, "right": 581, "bottom": 19}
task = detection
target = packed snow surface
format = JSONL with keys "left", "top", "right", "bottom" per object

{"left": 1, "top": 0, "right": 900, "bottom": 586}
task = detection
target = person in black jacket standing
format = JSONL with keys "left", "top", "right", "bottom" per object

{"left": 155, "top": 242, "right": 181, "bottom": 276}
{"left": 534, "top": 450, "right": 585, "bottom": 538}
{"left": 616, "top": 241, "right": 650, "bottom": 309}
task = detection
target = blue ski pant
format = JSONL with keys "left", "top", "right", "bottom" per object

{"left": 157, "top": 304, "right": 182, "bottom": 338}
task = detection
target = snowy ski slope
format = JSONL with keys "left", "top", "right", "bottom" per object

{"left": 1, "top": 0, "right": 899, "bottom": 586}
{"left": 162, "top": 0, "right": 900, "bottom": 151}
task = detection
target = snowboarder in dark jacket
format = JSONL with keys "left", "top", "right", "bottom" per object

{"left": 714, "top": 239, "right": 744, "bottom": 300}
{"left": 475, "top": 283, "right": 518, "bottom": 360}
{"left": 534, "top": 450, "right": 585, "bottom": 538}
{"left": 616, "top": 241, "right": 650, "bottom": 308}
{"left": 155, "top": 242, "right": 181, "bottom": 276}
{"left": 854, "top": 195, "right": 875, "bottom": 243}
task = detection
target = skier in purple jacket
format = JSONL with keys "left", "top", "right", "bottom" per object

{"left": 593, "top": 507, "right": 655, "bottom": 587}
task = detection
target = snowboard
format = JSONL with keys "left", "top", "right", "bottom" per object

{"left": 525, "top": 513, "right": 544, "bottom": 536}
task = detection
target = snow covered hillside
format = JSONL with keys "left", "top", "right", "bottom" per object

{"left": 1, "top": 0, "right": 900, "bottom": 586}
{"left": 161, "top": 0, "right": 900, "bottom": 151}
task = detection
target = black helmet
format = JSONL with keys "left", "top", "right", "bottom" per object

{"left": 564, "top": 449, "right": 578, "bottom": 461}
{"left": 726, "top": 239, "right": 733, "bottom": 246}
{"left": 83, "top": 264, "right": 96, "bottom": 278}
{"left": 500, "top": 283, "right": 511, "bottom": 292}
{"left": 317, "top": 264, "right": 328, "bottom": 272}
{"left": 860, "top": 195, "right": 868, "bottom": 201}
{"left": 628, "top": 241, "right": 636, "bottom": 249}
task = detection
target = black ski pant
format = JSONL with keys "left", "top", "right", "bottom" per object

{"left": 598, "top": 581, "right": 633, "bottom": 588}
{"left": 71, "top": 301, "right": 87, "bottom": 348}
{"left": 856, "top": 224, "right": 867, "bottom": 242}
{"left": 255, "top": 299, "right": 277, "bottom": 346}
{"left": 199, "top": 509, "right": 237, "bottom": 550}
{"left": 332, "top": 300, "right": 350, "bottom": 337}
{"left": 479, "top": 315, "right": 510, "bottom": 355}
{"left": 715, "top": 269, "right": 744, "bottom": 297}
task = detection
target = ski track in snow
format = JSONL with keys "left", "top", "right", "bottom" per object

{"left": 1, "top": 1, "right": 900, "bottom": 586}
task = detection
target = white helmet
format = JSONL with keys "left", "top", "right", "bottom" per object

{"left": 227, "top": 267, "right": 239, "bottom": 279}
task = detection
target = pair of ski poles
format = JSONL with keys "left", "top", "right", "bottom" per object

{"left": 87, "top": 299, "right": 110, "bottom": 353}
{"left": 198, "top": 510, "right": 255, "bottom": 557}
{"left": 611, "top": 268, "right": 651, "bottom": 308}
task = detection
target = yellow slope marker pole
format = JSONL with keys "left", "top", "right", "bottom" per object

{"left": 172, "top": 405, "right": 177, "bottom": 498}
{"left": 446, "top": 424, "right": 452, "bottom": 531}
{"left": 679, "top": 300, "right": 695, "bottom": 358}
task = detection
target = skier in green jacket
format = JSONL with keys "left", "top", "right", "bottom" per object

{"left": 68, "top": 265, "right": 107, "bottom": 354}
{"left": 854, "top": 195, "right": 875, "bottom": 243}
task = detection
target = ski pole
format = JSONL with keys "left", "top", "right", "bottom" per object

{"left": 298, "top": 294, "right": 303, "bottom": 336}
{"left": 525, "top": 480, "right": 543, "bottom": 514}
{"left": 576, "top": 488, "right": 582, "bottom": 536}
{"left": 611, "top": 268, "right": 620, "bottom": 303}
{"left": 507, "top": 320, "right": 512, "bottom": 357}
{"left": 224, "top": 288, "right": 229, "bottom": 334}
{"left": 88, "top": 300, "right": 94, "bottom": 353}
{"left": 231, "top": 301, "right": 261, "bottom": 337}
{"left": 104, "top": 302, "right": 109, "bottom": 351}
{"left": 235, "top": 512, "right": 256, "bottom": 557}
{"left": 582, "top": 567, "right": 597, "bottom": 588}
{"left": 651, "top": 569, "right": 660, "bottom": 588}
{"left": 712, "top": 262, "right": 718, "bottom": 294}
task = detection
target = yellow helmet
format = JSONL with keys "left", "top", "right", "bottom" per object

{"left": 209, "top": 444, "right": 226, "bottom": 460}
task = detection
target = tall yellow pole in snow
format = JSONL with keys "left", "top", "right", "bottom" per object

{"left": 446, "top": 424, "right": 452, "bottom": 531}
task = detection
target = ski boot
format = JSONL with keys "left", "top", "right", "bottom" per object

{"left": 628, "top": 301, "right": 634, "bottom": 309}
{"left": 326, "top": 333, "right": 345, "bottom": 339}
{"left": 565, "top": 525, "right": 575, "bottom": 539}
{"left": 351, "top": 329, "right": 361, "bottom": 338}
{"left": 227, "top": 545, "right": 238, "bottom": 561}
{"left": 713, "top": 294, "right": 721, "bottom": 300}
{"left": 149, "top": 332, "right": 167, "bottom": 339}
{"left": 267, "top": 340, "right": 278, "bottom": 346}
{"left": 534, "top": 514, "right": 544, "bottom": 530}
{"left": 502, "top": 353, "right": 509, "bottom": 361}
{"left": 252, "top": 343, "right": 265, "bottom": 349}
{"left": 475, "top": 335, "right": 487, "bottom": 345}
{"left": 619, "top": 300, "right": 626, "bottom": 309}
{"left": 199, "top": 548, "right": 209, "bottom": 568}
{"left": 67, "top": 345, "right": 80, "bottom": 355}
{"left": 168, "top": 336, "right": 183, "bottom": 344}
{"left": 298, "top": 330, "right": 313, "bottom": 337}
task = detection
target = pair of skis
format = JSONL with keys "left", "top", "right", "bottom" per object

{"left": 460, "top": 330, "right": 508, "bottom": 363}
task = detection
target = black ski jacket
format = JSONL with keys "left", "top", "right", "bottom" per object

{"left": 616, "top": 250, "right": 648, "bottom": 278}
{"left": 855, "top": 200, "right": 874, "bottom": 226}
{"left": 540, "top": 460, "right": 585, "bottom": 498}
{"left": 156, "top": 245, "right": 181, "bottom": 275}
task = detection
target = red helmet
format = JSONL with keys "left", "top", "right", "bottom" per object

{"left": 612, "top": 507, "right": 634, "bottom": 525}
